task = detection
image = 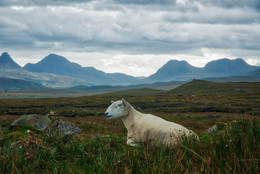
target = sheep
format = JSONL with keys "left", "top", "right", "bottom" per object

{"left": 105, "top": 99, "right": 199, "bottom": 146}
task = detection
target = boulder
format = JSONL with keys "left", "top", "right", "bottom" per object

{"left": 205, "top": 125, "right": 217, "bottom": 133}
{"left": 11, "top": 114, "right": 50, "bottom": 131}
{"left": 54, "top": 120, "right": 81, "bottom": 136}
{"left": 234, "top": 88, "right": 248, "bottom": 92}
{"left": 11, "top": 114, "right": 81, "bottom": 139}
{"left": 205, "top": 122, "right": 228, "bottom": 133}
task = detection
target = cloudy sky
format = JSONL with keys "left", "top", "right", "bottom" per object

{"left": 1, "top": 0, "right": 260, "bottom": 76}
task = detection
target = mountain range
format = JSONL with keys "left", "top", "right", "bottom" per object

{"left": 146, "top": 58, "right": 259, "bottom": 83}
{"left": 0, "top": 52, "right": 259, "bottom": 90}
{"left": 24, "top": 54, "right": 140, "bottom": 85}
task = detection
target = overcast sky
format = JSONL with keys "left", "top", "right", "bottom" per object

{"left": 0, "top": 0, "right": 260, "bottom": 76}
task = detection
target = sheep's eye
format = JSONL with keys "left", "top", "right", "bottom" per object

{"left": 117, "top": 104, "right": 122, "bottom": 107}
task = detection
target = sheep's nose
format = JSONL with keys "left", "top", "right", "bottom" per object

{"left": 105, "top": 112, "right": 109, "bottom": 116}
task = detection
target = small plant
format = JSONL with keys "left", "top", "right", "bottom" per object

{"left": 46, "top": 111, "right": 61, "bottom": 140}
{"left": 17, "top": 130, "right": 45, "bottom": 161}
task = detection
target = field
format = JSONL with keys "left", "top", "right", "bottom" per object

{"left": 0, "top": 80, "right": 259, "bottom": 173}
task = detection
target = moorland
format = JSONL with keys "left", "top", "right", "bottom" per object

{"left": 0, "top": 80, "right": 259, "bottom": 173}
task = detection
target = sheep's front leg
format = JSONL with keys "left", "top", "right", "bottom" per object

{"left": 126, "top": 138, "right": 137, "bottom": 147}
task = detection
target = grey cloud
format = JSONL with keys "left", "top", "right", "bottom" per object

{"left": 0, "top": 0, "right": 94, "bottom": 6}
{"left": 200, "top": 0, "right": 260, "bottom": 11}
{"left": 0, "top": 0, "right": 259, "bottom": 56}
{"left": 114, "top": 0, "right": 175, "bottom": 5}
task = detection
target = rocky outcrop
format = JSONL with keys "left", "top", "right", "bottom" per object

{"left": 11, "top": 114, "right": 81, "bottom": 140}
{"left": 11, "top": 114, "right": 50, "bottom": 131}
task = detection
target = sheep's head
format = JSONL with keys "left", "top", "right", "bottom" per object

{"left": 105, "top": 99, "right": 129, "bottom": 119}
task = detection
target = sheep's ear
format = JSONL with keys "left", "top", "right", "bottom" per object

{"left": 111, "top": 100, "right": 115, "bottom": 103}
{"left": 121, "top": 98, "right": 126, "bottom": 107}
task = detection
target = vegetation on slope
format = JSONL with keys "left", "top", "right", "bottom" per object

{"left": 167, "top": 80, "right": 260, "bottom": 95}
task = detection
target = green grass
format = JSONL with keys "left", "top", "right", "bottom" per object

{"left": 0, "top": 119, "right": 259, "bottom": 173}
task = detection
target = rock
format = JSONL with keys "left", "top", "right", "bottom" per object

{"left": 234, "top": 88, "right": 241, "bottom": 92}
{"left": 54, "top": 120, "right": 81, "bottom": 139}
{"left": 11, "top": 114, "right": 81, "bottom": 140}
{"left": 11, "top": 114, "right": 50, "bottom": 131}
{"left": 205, "top": 125, "right": 217, "bottom": 133}
{"left": 234, "top": 88, "right": 248, "bottom": 92}
{"left": 205, "top": 122, "right": 227, "bottom": 133}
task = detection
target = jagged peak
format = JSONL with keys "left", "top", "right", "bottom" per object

{"left": 0, "top": 52, "right": 22, "bottom": 69}
{"left": 0, "top": 52, "right": 11, "bottom": 59}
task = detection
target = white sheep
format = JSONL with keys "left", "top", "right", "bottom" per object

{"left": 105, "top": 99, "right": 199, "bottom": 146}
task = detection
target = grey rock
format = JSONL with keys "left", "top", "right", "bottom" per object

{"left": 205, "top": 125, "right": 218, "bottom": 133}
{"left": 234, "top": 88, "right": 248, "bottom": 92}
{"left": 11, "top": 114, "right": 81, "bottom": 140}
{"left": 234, "top": 88, "right": 241, "bottom": 92}
{"left": 11, "top": 114, "right": 50, "bottom": 130}
{"left": 54, "top": 120, "right": 81, "bottom": 136}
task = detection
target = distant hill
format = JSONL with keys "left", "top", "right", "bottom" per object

{"left": 167, "top": 80, "right": 260, "bottom": 95}
{"left": 0, "top": 52, "right": 22, "bottom": 69}
{"left": 203, "top": 58, "right": 258, "bottom": 76}
{"left": 24, "top": 54, "right": 141, "bottom": 85}
{"left": 0, "top": 68, "right": 93, "bottom": 88}
{"left": 146, "top": 58, "right": 259, "bottom": 82}
{"left": 0, "top": 53, "right": 93, "bottom": 88}
{"left": 100, "top": 88, "right": 163, "bottom": 96}
{"left": 204, "top": 69, "right": 260, "bottom": 82}
{"left": 0, "top": 77, "right": 45, "bottom": 90}
{"left": 69, "top": 80, "right": 184, "bottom": 91}
{"left": 147, "top": 60, "right": 201, "bottom": 82}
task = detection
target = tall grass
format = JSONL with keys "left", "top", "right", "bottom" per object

{"left": 0, "top": 118, "right": 259, "bottom": 173}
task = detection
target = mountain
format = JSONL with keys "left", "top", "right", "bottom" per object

{"left": 203, "top": 58, "right": 259, "bottom": 76}
{"left": 146, "top": 58, "right": 259, "bottom": 82}
{"left": 2, "top": 52, "right": 260, "bottom": 88}
{"left": 24, "top": 54, "right": 140, "bottom": 85}
{"left": 0, "top": 53, "right": 93, "bottom": 88}
{"left": 24, "top": 54, "right": 83, "bottom": 78}
{"left": 0, "top": 68, "right": 93, "bottom": 88}
{"left": 204, "top": 69, "right": 260, "bottom": 82}
{"left": 146, "top": 60, "right": 201, "bottom": 82}
{"left": 0, "top": 52, "right": 22, "bottom": 69}
{"left": 0, "top": 77, "right": 45, "bottom": 90}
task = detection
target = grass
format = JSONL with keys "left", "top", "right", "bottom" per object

{"left": 0, "top": 81, "right": 259, "bottom": 173}
{"left": 0, "top": 119, "right": 259, "bottom": 173}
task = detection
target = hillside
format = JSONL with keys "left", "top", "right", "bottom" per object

{"left": 0, "top": 77, "right": 45, "bottom": 90}
{"left": 203, "top": 58, "right": 258, "bottom": 76}
{"left": 147, "top": 58, "right": 259, "bottom": 82}
{"left": 0, "top": 69, "right": 93, "bottom": 88}
{"left": 0, "top": 53, "right": 93, "bottom": 88}
{"left": 167, "top": 80, "right": 260, "bottom": 95}
{"left": 100, "top": 88, "right": 163, "bottom": 96}
{"left": 24, "top": 54, "right": 140, "bottom": 85}
{"left": 147, "top": 60, "right": 201, "bottom": 82}
{"left": 204, "top": 69, "right": 260, "bottom": 82}
{"left": 0, "top": 52, "right": 22, "bottom": 69}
